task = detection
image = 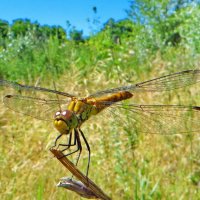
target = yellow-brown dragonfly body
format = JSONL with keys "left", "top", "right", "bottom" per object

{"left": 54, "top": 91, "right": 133, "bottom": 135}
{"left": 1, "top": 69, "right": 200, "bottom": 177}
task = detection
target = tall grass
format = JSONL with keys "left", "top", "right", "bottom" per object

{"left": 0, "top": 11, "right": 200, "bottom": 199}
{"left": 0, "top": 67, "right": 200, "bottom": 199}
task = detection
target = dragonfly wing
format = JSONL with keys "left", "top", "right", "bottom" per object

{"left": 106, "top": 104, "right": 200, "bottom": 134}
{"left": 89, "top": 70, "right": 200, "bottom": 97}
{"left": 3, "top": 95, "right": 70, "bottom": 121}
{"left": 0, "top": 79, "right": 76, "bottom": 98}
{"left": 0, "top": 79, "right": 75, "bottom": 120}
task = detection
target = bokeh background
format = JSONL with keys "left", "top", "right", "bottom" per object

{"left": 0, "top": 1, "right": 200, "bottom": 199}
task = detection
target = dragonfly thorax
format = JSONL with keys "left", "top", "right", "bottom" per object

{"left": 54, "top": 110, "right": 79, "bottom": 134}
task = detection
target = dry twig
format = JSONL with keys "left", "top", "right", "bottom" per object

{"left": 50, "top": 149, "right": 111, "bottom": 200}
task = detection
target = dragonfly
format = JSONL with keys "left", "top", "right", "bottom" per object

{"left": 1, "top": 69, "right": 200, "bottom": 177}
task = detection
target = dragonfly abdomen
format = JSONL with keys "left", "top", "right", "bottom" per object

{"left": 95, "top": 91, "right": 133, "bottom": 104}
{"left": 86, "top": 91, "right": 133, "bottom": 113}
{"left": 65, "top": 91, "right": 133, "bottom": 126}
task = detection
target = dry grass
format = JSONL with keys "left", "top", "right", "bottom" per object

{"left": 0, "top": 69, "right": 200, "bottom": 200}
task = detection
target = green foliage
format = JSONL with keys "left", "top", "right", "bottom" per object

{"left": 10, "top": 19, "right": 67, "bottom": 41}
{"left": 0, "top": 19, "right": 9, "bottom": 38}
{"left": 69, "top": 28, "right": 84, "bottom": 42}
{"left": 127, "top": 1, "right": 200, "bottom": 53}
{"left": 11, "top": 19, "right": 33, "bottom": 37}
{"left": 0, "top": 3, "right": 200, "bottom": 198}
{"left": 0, "top": 2, "right": 200, "bottom": 80}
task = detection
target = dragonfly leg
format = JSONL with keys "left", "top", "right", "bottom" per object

{"left": 59, "top": 129, "right": 82, "bottom": 161}
{"left": 58, "top": 131, "right": 72, "bottom": 148}
{"left": 74, "top": 129, "right": 82, "bottom": 167}
{"left": 50, "top": 134, "right": 62, "bottom": 149}
{"left": 79, "top": 128, "right": 91, "bottom": 180}
{"left": 57, "top": 130, "right": 83, "bottom": 181}
{"left": 69, "top": 129, "right": 82, "bottom": 181}
{"left": 58, "top": 131, "right": 76, "bottom": 151}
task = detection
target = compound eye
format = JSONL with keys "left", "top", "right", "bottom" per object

{"left": 55, "top": 111, "right": 61, "bottom": 117}
{"left": 62, "top": 111, "right": 67, "bottom": 116}
{"left": 61, "top": 110, "right": 72, "bottom": 120}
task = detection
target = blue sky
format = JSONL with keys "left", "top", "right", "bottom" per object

{"left": 0, "top": 0, "right": 130, "bottom": 36}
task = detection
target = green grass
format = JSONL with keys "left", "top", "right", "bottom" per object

{"left": 0, "top": 68, "right": 200, "bottom": 200}
{"left": 0, "top": 16, "right": 200, "bottom": 199}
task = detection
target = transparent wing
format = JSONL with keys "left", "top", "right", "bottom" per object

{"left": 0, "top": 79, "right": 76, "bottom": 120}
{"left": 0, "top": 79, "right": 76, "bottom": 98}
{"left": 89, "top": 70, "right": 200, "bottom": 97}
{"left": 105, "top": 103, "right": 200, "bottom": 134}
{"left": 3, "top": 95, "right": 71, "bottom": 121}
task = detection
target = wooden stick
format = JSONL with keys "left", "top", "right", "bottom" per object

{"left": 57, "top": 177, "right": 99, "bottom": 199}
{"left": 50, "top": 149, "right": 111, "bottom": 200}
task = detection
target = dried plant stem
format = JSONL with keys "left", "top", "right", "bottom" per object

{"left": 50, "top": 149, "right": 111, "bottom": 200}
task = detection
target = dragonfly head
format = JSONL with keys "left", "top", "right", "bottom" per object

{"left": 54, "top": 110, "right": 78, "bottom": 134}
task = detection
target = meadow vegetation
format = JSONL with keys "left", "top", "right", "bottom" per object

{"left": 0, "top": 1, "right": 200, "bottom": 199}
